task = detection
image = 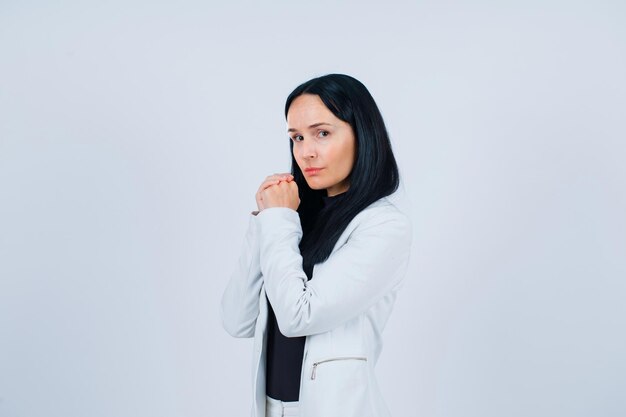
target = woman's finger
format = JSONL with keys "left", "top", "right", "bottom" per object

{"left": 264, "top": 173, "right": 293, "bottom": 183}
{"left": 258, "top": 174, "right": 293, "bottom": 193}
{"left": 257, "top": 179, "right": 280, "bottom": 195}
{"left": 262, "top": 175, "right": 291, "bottom": 185}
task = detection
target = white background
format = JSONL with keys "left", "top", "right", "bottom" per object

{"left": 1, "top": 1, "right": 624, "bottom": 416}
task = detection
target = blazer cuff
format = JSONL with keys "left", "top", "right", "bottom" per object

{"left": 256, "top": 207, "right": 302, "bottom": 247}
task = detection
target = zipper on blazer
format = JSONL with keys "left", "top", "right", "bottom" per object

{"left": 310, "top": 356, "right": 367, "bottom": 380}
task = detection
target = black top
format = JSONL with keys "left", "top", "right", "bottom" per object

{"left": 265, "top": 191, "right": 347, "bottom": 401}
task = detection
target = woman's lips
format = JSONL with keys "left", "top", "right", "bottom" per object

{"left": 304, "top": 167, "right": 323, "bottom": 175}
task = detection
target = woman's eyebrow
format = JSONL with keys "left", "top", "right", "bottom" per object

{"left": 287, "top": 122, "right": 333, "bottom": 133}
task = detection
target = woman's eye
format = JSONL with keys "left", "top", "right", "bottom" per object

{"left": 291, "top": 135, "right": 303, "bottom": 142}
{"left": 318, "top": 130, "right": 329, "bottom": 138}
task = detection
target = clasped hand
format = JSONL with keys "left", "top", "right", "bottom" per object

{"left": 255, "top": 173, "right": 300, "bottom": 212}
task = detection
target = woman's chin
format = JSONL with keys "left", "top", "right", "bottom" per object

{"left": 305, "top": 180, "right": 328, "bottom": 191}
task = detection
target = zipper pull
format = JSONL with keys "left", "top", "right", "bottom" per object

{"left": 311, "top": 363, "right": 318, "bottom": 380}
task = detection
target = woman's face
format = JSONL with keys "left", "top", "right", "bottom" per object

{"left": 287, "top": 94, "right": 356, "bottom": 197}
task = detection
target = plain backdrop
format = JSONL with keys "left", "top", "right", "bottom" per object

{"left": 1, "top": 1, "right": 625, "bottom": 416}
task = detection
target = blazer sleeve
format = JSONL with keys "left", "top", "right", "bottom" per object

{"left": 256, "top": 205, "right": 412, "bottom": 338}
{"left": 219, "top": 212, "right": 264, "bottom": 338}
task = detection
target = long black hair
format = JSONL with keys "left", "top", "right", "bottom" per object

{"left": 285, "top": 74, "right": 400, "bottom": 272}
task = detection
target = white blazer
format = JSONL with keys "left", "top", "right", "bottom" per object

{"left": 220, "top": 191, "right": 413, "bottom": 417}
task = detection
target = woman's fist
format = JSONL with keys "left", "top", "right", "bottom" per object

{"left": 256, "top": 173, "right": 296, "bottom": 212}
{"left": 261, "top": 180, "right": 300, "bottom": 211}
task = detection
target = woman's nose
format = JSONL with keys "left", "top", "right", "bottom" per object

{"left": 301, "top": 139, "right": 317, "bottom": 158}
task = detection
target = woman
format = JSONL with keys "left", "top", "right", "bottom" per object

{"left": 220, "top": 73, "right": 412, "bottom": 417}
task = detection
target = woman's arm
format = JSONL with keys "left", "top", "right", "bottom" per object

{"left": 219, "top": 212, "right": 263, "bottom": 338}
{"left": 256, "top": 206, "right": 412, "bottom": 338}
{"left": 219, "top": 174, "right": 294, "bottom": 337}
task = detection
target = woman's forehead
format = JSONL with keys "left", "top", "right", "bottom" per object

{"left": 287, "top": 95, "right": 335, "bottom": 128}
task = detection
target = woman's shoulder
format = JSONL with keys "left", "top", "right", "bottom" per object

{"left": 351, "top": 187, "right": 413, "bottom": 231}
{"left": 325, "top": 187, "right": 413, "bottom": 255}
{"left": 366, "top": 185, "right": 411, "bottom": 216}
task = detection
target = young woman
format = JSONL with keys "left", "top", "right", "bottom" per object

{"left": 220, "top": 73, "right": 413, "bottom": 417}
